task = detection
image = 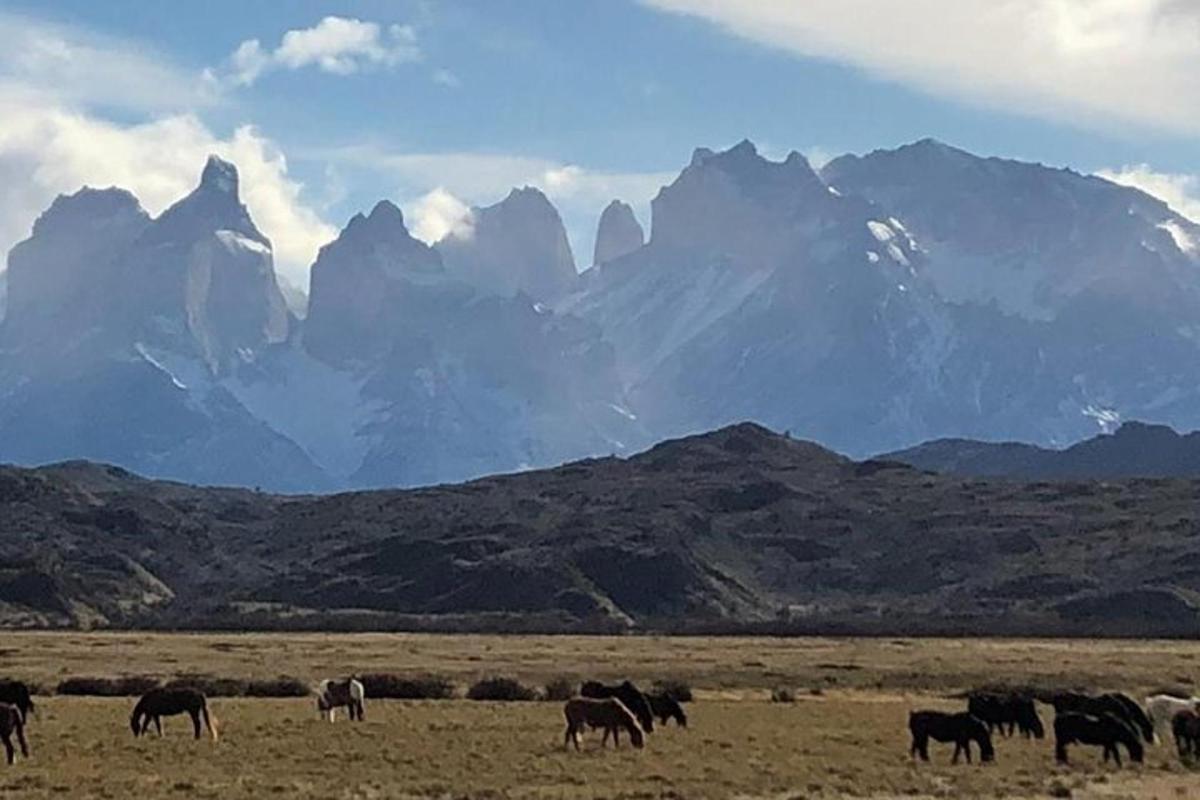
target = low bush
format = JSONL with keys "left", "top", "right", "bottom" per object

{"left": 244, "top": 676, "right": 310, "bottom": 697}
{"left": 56, "top": 675, "right": 160, "bottom": 696}
{"left": 359, "top": 673, "right": 455, "bottom": 700}
{"left": 466, "top": 676, "right": 538, "bottom": 702}
{"left": 163, "top": 674, "right": 247, "bottom": 697}
{"left": 770, "top": 686, "right": 796, "bottom": 703}
{"left": 652, "top": 678, "right": 693, "bottom": 703}
{"left": 543, "top": 676, "right": 576, "bottom": 702}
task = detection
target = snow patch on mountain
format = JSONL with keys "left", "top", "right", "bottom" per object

{"left": 1160, "top": 220, "right": 1197, "bottom": 253}
{"left": 215, "top": 229, "right": 271, "bottom": 256}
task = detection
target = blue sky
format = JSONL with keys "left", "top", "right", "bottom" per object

{"left": 2, "top": 1, "right": 1198, "bottom": 287}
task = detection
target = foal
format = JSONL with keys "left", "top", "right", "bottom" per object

{"left": 130, "top": 688, "right": 218, "bottom": 741}
{"left": 0, "top": 703, "right": 28, "bottom": 765}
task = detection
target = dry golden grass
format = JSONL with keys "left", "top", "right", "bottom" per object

{"left": 3, "top": 633, "right": 1200, "bottom": 798}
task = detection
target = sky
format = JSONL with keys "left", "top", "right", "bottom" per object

{"left": 1, "top": 0, "right": 1198, "bottom": 289}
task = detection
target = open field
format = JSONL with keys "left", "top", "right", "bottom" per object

{"left": 3, "top": 634, "right": 1200, "bottom": 798}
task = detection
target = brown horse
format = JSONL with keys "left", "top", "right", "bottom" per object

{"left": 130, "top": 688, "right": 218, "bottom": 741}
{"left": 0, "top": 703, "right": 28, "bottom": 765}
{"left": 563, "top": 697, "right": 645, "bottom": 750}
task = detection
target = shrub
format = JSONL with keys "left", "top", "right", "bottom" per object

{"left": 163, "top": 674, "right": 248, "bottom": 697}
{"left": 244, "top": 676, "right": 310, "bottom": 697}
{"left": 56, "top": 675, "right": 160, "bottom": 697}
{"left": 543, "top": 676, "right": 576, "bottom": 702}
{"left": 652, "top": 678, "right": 693, "bottom": 703}
{"left": 359, "top": 673, "right": 455, "bottom": 700}
{"left": 771, "top": 686, "right": 796, "bottom": 703}
{"left": 466, "top": 676, "right": 538, "bottom": 702}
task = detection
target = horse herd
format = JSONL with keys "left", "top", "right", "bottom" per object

{"left": 0, "top": 676, "right": 688, "bottom": 764}
{"left": 5, "top": 675, "right": 1200, "bottom": 770}
{"left": 910, "top": 690, "right": 1200, "bottom": 767}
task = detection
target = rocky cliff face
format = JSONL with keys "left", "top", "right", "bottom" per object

{"left": 436, "top": 186, "right": 578, "bottom": 302}
{"left": 592, "top": 200, "right": 644, "bottom": 266}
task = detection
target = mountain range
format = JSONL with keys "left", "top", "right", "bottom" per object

{"left": 886, "top": 420, "right": 1200, "bottom": 480}
{"left": 5, "top": 422, "right": 1200, "bottom": 635}
{"left": 2, "top": 138, "right": 1199, "bottom": 490}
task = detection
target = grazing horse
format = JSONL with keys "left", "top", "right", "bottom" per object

{"left": 0, "top": 682, "right": 34, "bottom": 724}
{"left": 967, "top": 692, "right": 1043, "bottom": 739}
{"left": 1171, "top": 709, "right": 1200, "bottom": 758}
{"left": 580, "top": 681, "right": 654, "bottom": 733}
{"left": 908, "top": 711, "right": 994, "bottom": 764}
{"left": 0, "top": 704, "right": 28, "bottom": 765}
{"left": 1054, "top": 712, "right": 1143, "bottom": 765}
{"left": 563, "top": 697, "right": 645, "bottom": 750}
{"left": 316, "top": 678, "right": 365, "bottom": 722}
{"left": 130, "top": 688, "right": 218, "bottom": 741}
{"left": 1146, "top": 694, "right": 1200, "bottom": 741}
{"left": 1051, "top": 692, "right": 1154, "bottom": 743}
{"left": 646, "top": 692, "right": 688, "bottom": 727}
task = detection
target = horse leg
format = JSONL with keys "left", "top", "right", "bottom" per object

{"left": 1055, "top": 742, "right": 1068, "bottom": 764}
{"left": 153, "top": 716, "right": 163, "bottom": 737}
{"left": 2, "top": 733, "right": 12, "bottom": 765}
{"left": 912, "top": 734, "right": 929, "bottom": 762}
{"left": 190, "top": 710, "right": 201, "bottom": 739}
{"left": 952, "top": 742, "right": 961, "bottom": 765}
{"left": 14, "top": 723, "right": 27, "bottom": 759}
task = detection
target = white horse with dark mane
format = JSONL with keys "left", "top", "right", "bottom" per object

{"left": 1145, "top": 694, "right": 1200, "bottom": 740}
{"left": 316, "top": 678, "right": 365, "bottom": 722}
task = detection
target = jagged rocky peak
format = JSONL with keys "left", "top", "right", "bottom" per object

{"left": 149, "top": 155, "right": 266, "bottom": 249}
{"left": 304, "top": 198, "right": 447, "bottom": 365}
{"left": 3, "top": 186, "right": 150, "bottom": 342}
{"left": 115, "top": 155, "right": 290, "bottom": 372}
{"left": 592, "top": 200, "right": 644, "bottom": 266}
{"left": 649, "top": 139, "right": 832, "bottom": 256}
{"left": 436, "top": 185, "right": 577, "bottom": 302}
{"left": 201, "top": 154, "right": 239, "bottom": 194}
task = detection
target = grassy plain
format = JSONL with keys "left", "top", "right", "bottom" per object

{"left": 3, "top": 633, "right": 1200, "bottom": 798}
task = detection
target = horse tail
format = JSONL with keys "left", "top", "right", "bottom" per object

{"left": 201, "top": 700, "right": 219, "bottom": 742}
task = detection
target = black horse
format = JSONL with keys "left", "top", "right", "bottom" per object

{"left": 1172, "top": 709, "right": 1200, "bottom": 758}
{"left": 0, "top": 682, "right": 34, "bottom": 724}
{"left": 1052, "top": 692, "right": 1154, "bottom": 743}
{"left": 1054, "top": 712, "right": 1143, "bottom": 765}
{"left": 909, "top": 711, "right": 994, "bottom": 764}
{"left": 967, "top": 692, "right": 1043, "bottom": 739}
{"left": 646, "top": 692, "right": 688, "bottom": 727}
{"left": 580, "top": 681, "right": 654, "bottom": 733}
{"left": 130, "top": 688, "right": 218, "bottom": 741}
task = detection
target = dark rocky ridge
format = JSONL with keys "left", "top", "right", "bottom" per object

{"left": 4, "top": 422, "right": 1200, "bottom": 636}
{"left": 884, "top": 421, "right": 1200, "bottom": 480}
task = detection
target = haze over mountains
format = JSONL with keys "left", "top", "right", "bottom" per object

{"left": 2, "top": 138, "right": 1199, "bottom": 491}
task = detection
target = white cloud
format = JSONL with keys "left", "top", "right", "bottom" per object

{"left": 0, "top": 91, "right": 335, "bottom": 286}
{"left": 228, "top": 16, "right": 421, "bottom": 86}
{"left": 431, "top": 68, "right": 462, "bottom": 88}
{"left": 0, "top": 11, "right": 217, "bottom": 112}
{"left": 1096, "top": 165, "right": 1200, "bottom": 224}
{"left": 405, "top": 188, "right": 474, "bottom": 244}
{"left": 642, "top": 0, "right": 1200, "bottom": 135}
